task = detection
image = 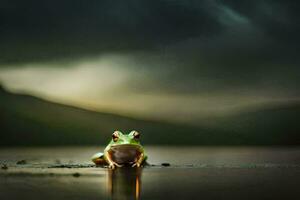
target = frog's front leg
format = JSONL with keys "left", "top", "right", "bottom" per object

{"left": 104, "top": 151, "right": 123, "bottom": 169}
{"left": 132, "top": 153, "right": 146, "bottom": 168}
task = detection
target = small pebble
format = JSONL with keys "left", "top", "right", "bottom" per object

{"left": 73, "top": 172, "right": 81, "bottom": 177}
{"left": 1, "top": 164, "right": 8, "bottom": 170}
{"left": 16, "top": 160, "right": 27, "bottom": 165}
{"left": 161, "top": 163, "right": 171, "bottom": 167}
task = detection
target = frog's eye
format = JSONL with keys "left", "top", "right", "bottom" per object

{"left": 133, "top": 131, "right": 140, "bottom": 140}
{"left": 112, "top": 131, "right": 119, "bottom": 142}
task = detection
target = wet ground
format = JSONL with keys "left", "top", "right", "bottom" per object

{"left": 1, "top": 146, "right": 300, "bottom": 200}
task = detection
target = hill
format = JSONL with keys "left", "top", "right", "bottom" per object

{"left": 212, "top": 103, "right": 300, "bottom": 145}
{"left": 0, "top": 85, "right": 299, "bottom": 146}
{"left": 0, "top": 86, "right": 218, "bottom": 146}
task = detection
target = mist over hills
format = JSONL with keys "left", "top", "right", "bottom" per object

{"left": 0, "top": 85, "right": 299, "bottom": 146}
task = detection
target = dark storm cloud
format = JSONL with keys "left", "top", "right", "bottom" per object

{"left": 0, "top": 0, "right": 299, "bottom": 97}
{"left": 0, "top": 0, "right": 221, "bottom": 64}
{"left": 1, "top": 0, "right": 298, "bottom": 65}
{"left": 119, "top": 0, "right": 300, "bottom": 96}
{"left": 150, "top": 0, "right": 300, "bottom": 96}
{"left": 224, "top": 0, "right": 300, "bottom": 41}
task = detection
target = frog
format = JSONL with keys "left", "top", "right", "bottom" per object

{"left": 91, "top": 130, "right": 147, "bottom": 169}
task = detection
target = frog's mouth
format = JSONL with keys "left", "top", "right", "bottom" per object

{"left": 108, "top": 144, "right": 143, "bottom": 165}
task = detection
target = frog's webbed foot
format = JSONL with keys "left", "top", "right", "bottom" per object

{"left": 132, "top": 153, "right": 145, "bottom": 168}
{"left": 108, "top": 161, "right": 123, "bottom": 169}
{"left": 104, "top": 151, "right": 123, "bottom": 169}
{"left": 108, "top": 162, "right": 115, "bottom": 169}
{"left": 131, "top": 162, "right": 141, "bottom": 168}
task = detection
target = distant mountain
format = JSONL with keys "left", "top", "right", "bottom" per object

{"left": 0, "top": 86, "right": 217, "bottom": 146}
{"left": 0, "top": 85, "right": 299, "bottom": 146}
{"left": 211, "top": 103, "right": 300, "bottom": 145}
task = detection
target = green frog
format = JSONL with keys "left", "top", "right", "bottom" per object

{"left": 91, "top": 130, "right": 147, "bottom": 169}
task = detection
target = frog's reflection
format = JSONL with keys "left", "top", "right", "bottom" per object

{"left": 108, "top": 167, "right": 142, "bottom": 200}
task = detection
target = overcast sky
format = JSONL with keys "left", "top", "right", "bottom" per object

{"left": 0, "top": 0, "right": 299, "bottom": 123}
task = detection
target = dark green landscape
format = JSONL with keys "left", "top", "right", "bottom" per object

{"left": 1, "top": 85, "right": 299, "bottom": 146}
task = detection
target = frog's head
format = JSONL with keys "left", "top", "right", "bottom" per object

{"left": 110, "top": 130, "right": 141, "bottom": 146}
{"left": 106, "top": 130, "right": 144, "bottom": 165}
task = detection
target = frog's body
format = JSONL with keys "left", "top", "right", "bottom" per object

{"left": 91, "top": 130, "right": 147, "bottom": 169}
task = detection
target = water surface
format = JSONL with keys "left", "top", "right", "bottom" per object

{"left": 1, "top": 146, "right": 300, "bottom": 200}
